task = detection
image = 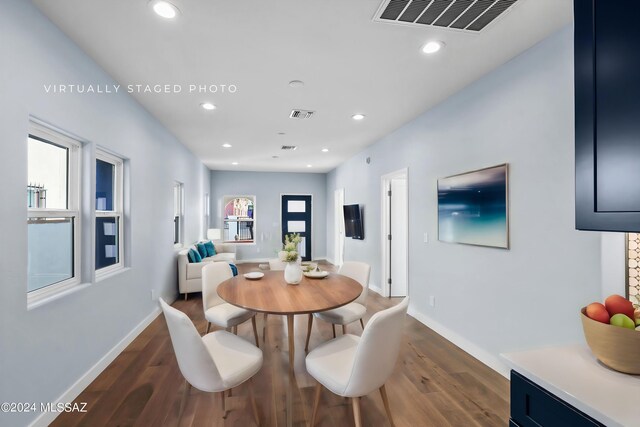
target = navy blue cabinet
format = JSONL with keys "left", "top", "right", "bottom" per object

{"left": 575, "top": 0, "right": 640, "bottom": 231}
{"left": 510, "top": 371, "right": 604, "bottom": 427}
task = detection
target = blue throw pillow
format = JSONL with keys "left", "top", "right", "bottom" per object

{"left": 188, "top": 248, "right": 202, "bottom": 263}
{"left": 204, "top": 240, "right": 216, "bottom": 257}
{"left": 196, "top": 243, "right": 208, "bottom": 259}
{"left": 229, "top": 263, "right": 238, "bottom": 276}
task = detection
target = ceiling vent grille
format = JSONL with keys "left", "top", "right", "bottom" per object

{"left": 281, "top": 145, "right": 298, "bottom": 151}
{"left": 289, "top": 109, "right": 315, "bottom": 119}
{"left": 374, "top": 0, "right": 519, "bottom": 32}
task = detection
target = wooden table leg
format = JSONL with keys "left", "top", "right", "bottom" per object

{"left": 287, "top": 314, "right": 295, "bottom": 371}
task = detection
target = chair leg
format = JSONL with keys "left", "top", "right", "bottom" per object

{"left": 352, "top": 397, "right": 362, "bottom": 427}
{"left": 228, "top": 388, "right": 232, "bottom": 397}
{"left": 379, "top": 385, "right": 395, "bottom": 427}
{"left": 310, "top": 383, "right": 322, "bottom": 427}
{"left": 332, "top": 324, "right": 336, "bottom": 338}
{"left": 220, "top": 391, "right": 228, "bottom": 419}
{"left": 342, "top": 324, "right": 347, "bottom": 335}
{"left": 359, "top": 318, "right": 365, "bottom": 329}
{"left": 305, "top": 314, "right": 313, "bottom": 352}
{"left": 206, "top": 322, "right": 211, "bottom": 334}
{"left": 178, "top": 381, "right": 191, "bottom": 422}
{"left": 262, "top": 313, "right": 268, "bottom": 343}
{"left": 184, "top": 293, "right": 187, "bottom": 301}
{"left": 251, "top": 316, "right": 259, "bottom": 348}
{"left": 233, "top": 325, "right": 238, "bottom": 335}
{"left": 248, "top": 377, "right": 260, "bottom": 425}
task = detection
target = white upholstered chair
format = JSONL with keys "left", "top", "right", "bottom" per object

{"left": 305, "top": 261, "right": 371, "bottom": 351}
{"left": 203, "top": 262, "right": 260, "bottom": 347}
{"left": 305, "top": 297, "right": 409, "bottom": 427}
{"left": 159, "top": 298, "right": 263, "bottom": 423}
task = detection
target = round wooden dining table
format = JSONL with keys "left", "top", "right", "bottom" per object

{"left": 217, "top": 270, "right": 362, "bottom": 370}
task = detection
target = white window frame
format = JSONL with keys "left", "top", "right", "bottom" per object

{"left": 204, "top": 192, "right": 210, "bottom": 239}
{"left": 174, "top": 182, "right": 184, "bottom": 248}
{"left": 27, "top": 121, "right": 81, "bottom": 306}
{"left": 95, "top": 149, "right": 124, "bottom": 278}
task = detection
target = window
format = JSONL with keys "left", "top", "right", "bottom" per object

{"left": 626, "top": 233, "right": 640, "bottom": 306}
{"left": 222, "top": 195, "right": 255, "bottom": 243}
{"left": 174, "top": 182, "right": 184, "bottom": 246}
{"left": 204, "top": 193, "right": 210, "bottom": 238}
{"left": 95, "top": 150, "right": 124, "bottom": 275}
{"left": 27, "top": 121, "right": 81, "bottom": 303}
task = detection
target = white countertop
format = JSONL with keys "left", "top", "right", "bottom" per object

{"left": 501, "top": 344, "right": 640, "bottom": 427}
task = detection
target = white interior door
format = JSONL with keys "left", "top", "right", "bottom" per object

{"left": 390, "top": 177, "right": 408, "bottom": 297}
{"left": 334, "top": 188, "right": 345, "bottom": 266}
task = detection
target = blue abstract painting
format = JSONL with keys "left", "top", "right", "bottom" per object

{"left": 438, "top": 164, "right": 509, "bottom": 249}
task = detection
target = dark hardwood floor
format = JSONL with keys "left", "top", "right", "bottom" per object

{"left": 51, "top": 262, "right": 509, "bottom": 427}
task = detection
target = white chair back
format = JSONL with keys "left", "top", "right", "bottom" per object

{"left": 338, "top": 261, "right": 371, "bottom": 305}
{"left": 343, "top": 297, "right": 409, "bottom": 397}
{"left": 202, "top": 262, "right": 233, "bottom": 312}
{"left": 159, "top": 298, "right": 223, "bottom": 392}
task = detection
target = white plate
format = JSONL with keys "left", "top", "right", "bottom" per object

{"left": 243, "top": 272, "right": 264, "bottom": 280}
{"left": 303, "top": 271, "right": 329, "bottom": 279}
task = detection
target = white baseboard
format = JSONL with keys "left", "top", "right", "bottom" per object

{"left": 29, "top": 307, "right": 162, "bottom": 427}
{"left": 407, "top": 307, "right": 510, "bottom": 379}
{"left": 369, "top": 283, "right": 384, "bottom": 296}
{"left": 235, "top": 257, "right": 271, "bottom": 264}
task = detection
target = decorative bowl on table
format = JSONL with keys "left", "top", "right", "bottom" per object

{"left": 303, "top": 270, "right": 329, "bottom": 279}
{"left": 580, "top": 307, "right": 640, "bottom": 374}
{"left": 243, "top": 272, "right": 264, "bottom": 280}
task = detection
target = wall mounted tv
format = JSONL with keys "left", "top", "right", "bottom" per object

{"left": 343, "top": 204, "right": 364, "bottom": 240}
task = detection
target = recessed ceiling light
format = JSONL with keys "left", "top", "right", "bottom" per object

{"left": 231, "top": 162, "right": 238, "bottom": 165}
{"left": 222, "top": 143, "right": 232, "bottom": 148}
{"left": 306, "top": 164, "right": 312, "bottom": 168}
{"left": 321, "top": 148, "right": 329, "bottom": 152}
{"left": 352, "top": 114, "right": 365, "bottom": 121}
{"left": 289, "top": 80, "right": 305, "bottom": 88}
{"left": 201, "top": 102, "right": 216, "bottom": 110}
{"left": 422, "top": 41, "right": 444, "bottom": 54}
{"left": 150, "top": 0, "right": 180, "bottom": 19}
{"left": 272, "top": 155, "right": 279, "bottom": 159}
{"left": 277, "top": 132, "right": 286, "bottom": 135}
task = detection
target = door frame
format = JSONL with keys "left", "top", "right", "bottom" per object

{"left": 334, "top": 188, "right": 345, "bottom": 267}
{"left": 280, "top": 193, "right": 313, "bottom": 261}
{"left": 381, "top": 168, "right": 409, "bottom": 298}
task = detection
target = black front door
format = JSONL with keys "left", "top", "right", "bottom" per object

{"left": 281, "top": 195, "right": 312, "bottom": 261}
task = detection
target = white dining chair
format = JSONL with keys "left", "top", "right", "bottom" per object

{"left": 203, "top": 262, "right": 260, "bottom": 347}
{"left": 159, "top": 298, "right": 263, "bottom": 424}
{"left": 305, "top": 297, "right": 409, "bottom": 427}
{"left": 305, "top": 261, "right": 371, "bottom": 351}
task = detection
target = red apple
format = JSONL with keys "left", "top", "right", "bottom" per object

{"left": 604, "top": 294, "right": 635, "bottom": 320}
{"left": 586, "top": 302, "right": 610, "bottom": 324}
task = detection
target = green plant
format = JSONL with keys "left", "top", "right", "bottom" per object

{"left": 281, "top": 233, "right": 301, "bottom": 262}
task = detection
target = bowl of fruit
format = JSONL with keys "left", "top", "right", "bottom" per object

{"left": 581, "top": 294, "right": 640, "bottom": 374}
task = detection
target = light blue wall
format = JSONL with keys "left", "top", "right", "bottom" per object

{"left": 326, "top": 27, "right": 603, "bottom": 371}
{"left": 0, "top": 1, "right": 209, "bottom": 424}
{"left": 210, "top": 171, "right": 327, "bottom": 260}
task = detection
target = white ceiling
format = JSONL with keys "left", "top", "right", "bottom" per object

{"left": 32, "top": 0, "right": 572, "bottom": 173}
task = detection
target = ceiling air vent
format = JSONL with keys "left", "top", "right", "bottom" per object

{"left": 281, "top": 145, "right": 298, "bottom": 151}
{"left": 374, "top": 0, "right": 520, "bottom": 32}
{"left": 289, "top": 109, "right": 315, "bottom": 119}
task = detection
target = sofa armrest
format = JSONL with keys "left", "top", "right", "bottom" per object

{"left": 214, "top": 242, "right": 236, "bottom": 255}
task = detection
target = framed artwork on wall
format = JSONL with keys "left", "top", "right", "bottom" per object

{"left": 438, "top": 163, "right": 509, "bottom": 249}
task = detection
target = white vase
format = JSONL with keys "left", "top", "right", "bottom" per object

{"left": 284, "top": 261, "right": 303, "bottom": 285}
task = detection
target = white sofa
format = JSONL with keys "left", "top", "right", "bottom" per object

{"left": 178, "top": 242, "right": 237, "bottom": 299}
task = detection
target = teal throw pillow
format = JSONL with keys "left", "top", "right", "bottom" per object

{"left": 197, "top": 243, "right": 208, "bottom": 259}
{"left": 204, "top": 240, "right": 216, "bottom": 257}
{"left": 188, "top": 248, "right": 202, "bottom": 263}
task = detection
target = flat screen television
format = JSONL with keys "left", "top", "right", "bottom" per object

{"left": 343, "top": 204, "right": 364, "bottom": 240}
